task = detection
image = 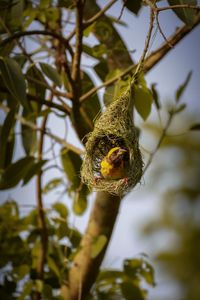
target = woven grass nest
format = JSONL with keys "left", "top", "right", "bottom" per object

{"left": 81, "top": 89, "right": 143, "bottom": 196}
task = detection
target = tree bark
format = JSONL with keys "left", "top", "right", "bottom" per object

{"left": 61, "top": 192, "right": 120, "bottom": 300}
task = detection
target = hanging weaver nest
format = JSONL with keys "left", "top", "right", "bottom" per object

{"left": 81, "top": 89, "right": 143, "bottom": 196}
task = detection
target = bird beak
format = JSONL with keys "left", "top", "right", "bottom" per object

{"left": 118, "top": 149, "right": 127, "bottom": 155}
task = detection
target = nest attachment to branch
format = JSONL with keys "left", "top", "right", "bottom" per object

{"left": 81, "top": 90, "right": 143, "bottom": 196}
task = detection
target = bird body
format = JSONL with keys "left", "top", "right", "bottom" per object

{"left": 100, "top": 147, "right": 129, "bottom": 180}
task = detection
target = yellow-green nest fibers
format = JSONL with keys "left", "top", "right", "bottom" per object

{"left": 81, "top": 90, "right": 143, "bottom": 196}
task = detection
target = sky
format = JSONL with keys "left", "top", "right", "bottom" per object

{"left": 0, "top": 1, "right": 200, "bottom": 299}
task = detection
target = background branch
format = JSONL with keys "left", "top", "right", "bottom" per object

{"left": 0, "top": 30, "right": 73, "bottom": 56}
{"left": 80, "top": 14, "right": 200, "bottom": 103}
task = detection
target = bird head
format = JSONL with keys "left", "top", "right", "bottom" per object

{"left": 107, "top": 147, "right": 128, "bottom": 165}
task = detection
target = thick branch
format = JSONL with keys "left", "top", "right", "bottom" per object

{"left": 61, "top": 192, "right": 120, "bottom": 300}
{"left": 34, "top": 100, "right": 50, "bottom": 300}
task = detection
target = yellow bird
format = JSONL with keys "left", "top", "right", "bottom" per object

{"left": 100, "top": 146, "right": 129, "bottom": 180}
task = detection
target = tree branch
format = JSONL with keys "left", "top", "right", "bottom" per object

{"left": 156, "top": 4, "right": 200, "bottom": 13}
{"left": 71, "top": 1, "right": 84, "bottom": 83}
{"left": 66, "top": 0, "right": 117, "bottom": 41}
{"left": 61, "top": 192, "right": 120, "bottom": 300}
{"left": 0, "top": 103, "right": 83, "bottom": 155}
{"left": 26, "top": 76, "right": 72, "bottom": 100}
{"left": 34, "top": 108, "right": 48, "bottom": 300}
{"left": 28, "top": 94, "right": 71, "bottom": 115}
{"left": 143, "top": 111, "right": 174, "bottom": 174}
{"left": 80, "top": 13, "right": 200, "bottom": 103}
{"left": 0, "top": 30, "right": 74, "bottom": 57}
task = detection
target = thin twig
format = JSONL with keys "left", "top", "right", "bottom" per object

{"left": 80, "top": 13, "right": 200, "bottom": 103}
{"left": 66, "top": 0, "right": 117, "bottom": 41}
{"left": 118, "top": 0, "right": 127, "bottom": 20}
{"left": 156, "top": 4, "right": 200, "bottom": 13}
{"left": 143, "top": 112, "right": 174, "bottom": 174}
{"left": 0, "top": 103, "right": 83, "bottom": 155}
{"left": 156, "top": 13, "right": 173, "bottom": 48}
{"left": 131, "top": 7, "right": 155, "bottom": 84}
{"left": 26, "top": 76, "right": 72, "bottom": 100}
{"left": 0, "top": 30, "right": 74, "bottom": 57}
{"left": 27, "top": 94, "right": 71, "bottom": 115}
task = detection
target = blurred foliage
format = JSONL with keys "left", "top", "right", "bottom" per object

{"left": 0, "top": 0, "right": 199, "bottom": 299}
{"left": 143, "top": 120, "right": 200, "bottom": 300}
{"left": 0, "top": 200, "right": 155, "bottom": 299}
{"left": 0, "top": 200, "right": 81, "bottom": 299}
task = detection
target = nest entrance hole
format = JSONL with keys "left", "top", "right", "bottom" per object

{"left": 91, "top": 134, "right": 129, "bottom": 177}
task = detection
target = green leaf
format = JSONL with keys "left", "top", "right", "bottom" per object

{"left": 26, "top": 64, "right": 46, "bottom": 112}
{"left": 103, "top": 69, "right": 128, "bottom": 106}
{"left": 58, "top": 0, "right": 75, "bottom": 9}
{"left": 190, "top": 123, "right": 200, "bottom": 130}
{"left": 0, "top": 0, "right": 23, "bottom": 32}
{"left": 167, "top": 0, "right": 197, "bottom": 25}
{"left": 40, "top": 62, "right": 62, "bottom": 87}
{"left": 173, "top": 103, "right": 187, "bottom": 114}
{"left": 83, "top": 22, "right": 96, "bottom": 37}
{"left": 91, "top": 235, "right": 107, "bottom": 258}
{"left": 73, "top": 184, "right": 88, "bottom": 215}
{"left": 17, "top": 281, "right": 33, "bottom": 300}
{"left": 17, "top": 264, "right": 30, "bottom": 280}
{"left": 47, "top": 256, "right": 60, "bottom": 278}
{"left": 53, "top": 202, "right": 68, "bottom": 219}
{"left": 23, "top": 160, "right": 47, "bottom": 185}
{"left": 103, "top": 85, "right": 115, "bottom": 106}
{"left": 176, "top": 71, "right": 192, "bottom": 102}
{"left": 60, "top": 148, "right": 82, "bottom": 190}
{"left": 0, "top": 108, "right": 16, "bottom": 169}
{"left": 31, "top": 241, "right": 41, "bottom": 268}
{"left": 21, "top": 109, "right": 37, "bottom": 155}
{"left": 35, "top": 279, "right": 43, "bottom": 293}
{"left": 140, "top": 262, "right": 155, "bottom": 286}
{"left": 0, "top": 156, "right": 35, "bottom": 190}
{"left": 124, "top": 258, "right": 142, "bottom": 278}
{"left": 98, "top": 270, "right": 123, "bottom": 282}
{"left": 43, "top": 284, "right": 53, "bottom": 298}
{"left": 0, "top": 57, "right": 30, "bottom": 111}
{"left": 134, "top": 84, "right": 153, "bottom": 121}
{"left": 151, "top": 83, "right": 161, "bottom": 110}
{"left": 43, "top": 178, "right": 62, "bottom": 194}
{"left": 94, "top": 60, "right": 109, "bottom": 81}
{"left": 121, "top": 281, "right": 144, "bottom": 300}
{"left": 125, "top": 0, "right": 143, "bottom": 15}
